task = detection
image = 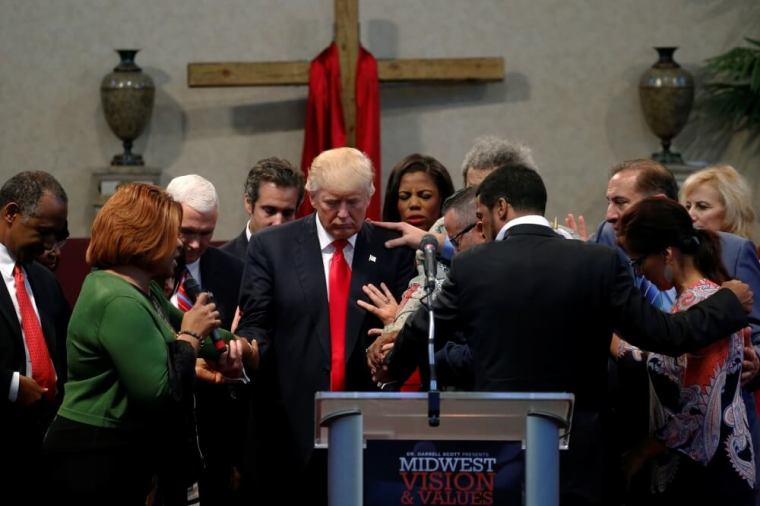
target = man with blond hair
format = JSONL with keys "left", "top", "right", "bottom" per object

{"left": 236, "top": 147, "right": 416, "bottom": 505}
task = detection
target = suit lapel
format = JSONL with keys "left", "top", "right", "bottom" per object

{"left": 0, "top": 278, "right": 23, "bottom": 348}
{"left": 294, "top": 215, "right": 331, "bottom": 360}
{"left": 344, "top": 223, "right": 377, "bottom": 361}
{"left": 199, "top": 250, "right": 218, "bottom": 292}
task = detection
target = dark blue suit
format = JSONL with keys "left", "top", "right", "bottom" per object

{"left": 236, "top": 214, "right": 416, "bottom": 504}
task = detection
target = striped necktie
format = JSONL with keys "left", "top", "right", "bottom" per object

{"left": 176, "top": 269, "right": 194, "bottom": 312}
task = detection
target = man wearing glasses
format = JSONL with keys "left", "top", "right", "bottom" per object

{"left": 0, "top": 171, "right": 70, "bottom": 505}
{"left": 364, "top": 186, "right": 484, "bottom": 390}
{"left": 35, "top": 221, "right": 68, "bottom": 271}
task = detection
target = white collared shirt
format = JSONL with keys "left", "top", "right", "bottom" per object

{"left": 0, "top": 242, "right": 42, "bottom": 402}
{"left": 315, "top": 216, "right": 357, "bottom": 300}
{"left": 495, "top": 215, "right": 552, "bottom": 241}
{"left": 245, "top": 220, "right": 252, "bottom": 242}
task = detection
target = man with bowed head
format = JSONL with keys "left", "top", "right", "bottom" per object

{"left": 235, "top": 147, "right": 416, "bottom": 505}
{"left": 0, "top": 171, "right": 70, "bottom": 505}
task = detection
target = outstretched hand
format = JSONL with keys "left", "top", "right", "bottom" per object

{"left": 357, "top": 282, "right": 399, "bottom": 326}
{"left": 368, "top": 219, "right": 444, "bottom": 250}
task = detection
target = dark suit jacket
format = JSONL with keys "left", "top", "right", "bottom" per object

{"left": 236, "top": 214, "right": 416, "bottom": 479}
{"left": 0, "top": 260, "right": 70, "bottom": 450}
{"left": 390, "top": 223, "right": 747, "bottom": 504}
{"left": 220, "top": 229, "right": 248, "bottom": 262}
{"left": 197, "top": 246, "right": 243, "bottom": 329}
{"left": 193, "top": 246, "right": 245, "bottom": 473}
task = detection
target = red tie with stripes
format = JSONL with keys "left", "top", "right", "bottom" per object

{"left": 176, "top": 269, "right": 193, "bottom": 312}
{"left": 329, "top": 240, "right": 351, "bottom": 391}
{"left": 13, "top": 264, "right": 56, "bottom": 400}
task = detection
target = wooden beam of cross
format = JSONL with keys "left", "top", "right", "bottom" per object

{"left": 187, "top": 0, "right": 504, "bottom": 146}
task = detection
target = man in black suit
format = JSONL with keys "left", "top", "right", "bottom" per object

{"left": 221, "top": 157, "right": 304, "bottom": 261}
{"left": 0, "top": 171, "right": 70, "bottom": 503}
{"left": 166, "top": 174, "right": 248, "bottom": 505}
{"left": 383, "top": 165, "right": 752, "bottom": 506}
{"left": 236, "top": 147, "right": 417, "bottom": 505}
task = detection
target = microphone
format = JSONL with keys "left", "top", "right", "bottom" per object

{"left": 419, "top": 234, "right": 438, "bottom": 291}
{"left": 417, "top": 234, "right": 441, "bottom": 427}
{"left": 182, "top": 277, "right": 227, "bottom": 353}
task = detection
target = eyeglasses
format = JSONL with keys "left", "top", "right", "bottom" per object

{"left": 450, "top": 222, "right": 477, "bottom": 250}
{"left": 50, "top": 239, "right": 67, "bottom": 251}
{"left": 629, "top": 256, "right": 645, "bottom": 276}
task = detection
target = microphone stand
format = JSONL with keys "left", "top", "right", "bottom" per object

{"left": 425, "top": 277, "right": 440, "bottom": 427}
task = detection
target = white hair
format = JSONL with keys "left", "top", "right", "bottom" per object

{"left": 166, "top": 174, "right": 218, "bottom": 213}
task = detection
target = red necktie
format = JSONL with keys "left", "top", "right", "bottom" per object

{"left": 13, "top": 264, "right": 56, "bottom": 400}
{"left": 175, "top": 269, "right": 193, "bottom": 312}
{"left": 329, "top": 240, "right": 351, "bottom": 391}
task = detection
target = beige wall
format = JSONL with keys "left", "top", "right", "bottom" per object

{"left": 1, "top": 0, "right": 758, "bottom": 239}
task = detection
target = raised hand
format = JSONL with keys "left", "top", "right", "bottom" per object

{"left": 357, "top": 282, "right": 399, "bottom": 326}
{"left": 564, "top": 213, "right": 588, "bottom": 241}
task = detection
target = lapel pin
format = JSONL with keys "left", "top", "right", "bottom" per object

{"left": 369, "top": 254, "right": 377, "bottom": 263}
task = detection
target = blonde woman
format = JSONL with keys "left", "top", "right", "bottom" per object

{"left": 681, "top": 164, "right": 756, "bottom": 242}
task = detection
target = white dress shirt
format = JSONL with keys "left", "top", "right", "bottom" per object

{"left": 315, "top": 217, "right": 357, "bottom": 300}
{"left": 0, "top": 242, "right": 43, "bottom": 402}
{"left": 495, "top": 215, "right": 552, "bottom": 241}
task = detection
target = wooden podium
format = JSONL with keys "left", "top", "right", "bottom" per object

{"left": 315, "top": 391, "right": 574, "bottom": 506}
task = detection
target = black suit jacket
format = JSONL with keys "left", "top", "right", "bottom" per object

{"left": 193, "top": 246, "right": 245, "bottom": 498}
{"left": 236, "top": 214, "right": 416, "bottom": 475}
{"left": 389, "top": 224, "right": 748, "bottom": 504}
{"left": 220, "top": 229, "right": 248, "bottom": 262}
{"left": 197, "top": 246, "right": 243, "bottom": 329}
{"left": 0, "top": 260, "right": 70, "bottom": 447}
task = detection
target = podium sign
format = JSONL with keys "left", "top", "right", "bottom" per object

{"left": 315, "top": 392, "right": 574, "bottom": 506}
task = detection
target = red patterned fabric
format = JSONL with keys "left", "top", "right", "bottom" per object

{"left": 300, "top": 42, "right": 381, "bottom": 219}
{"left": 328, "top": 240, "right": 351, "bottom": 391}
{"left": 13, "top": 263, "right": 56, "bottom": 400}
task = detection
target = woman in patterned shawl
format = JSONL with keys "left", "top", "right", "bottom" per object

{"left": 616, "top": 196, "right": 755, "bottom": 505}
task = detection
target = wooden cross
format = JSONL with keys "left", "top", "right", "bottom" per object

{"left": 187, "top": 0, "right": 504, "bottom": 146}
